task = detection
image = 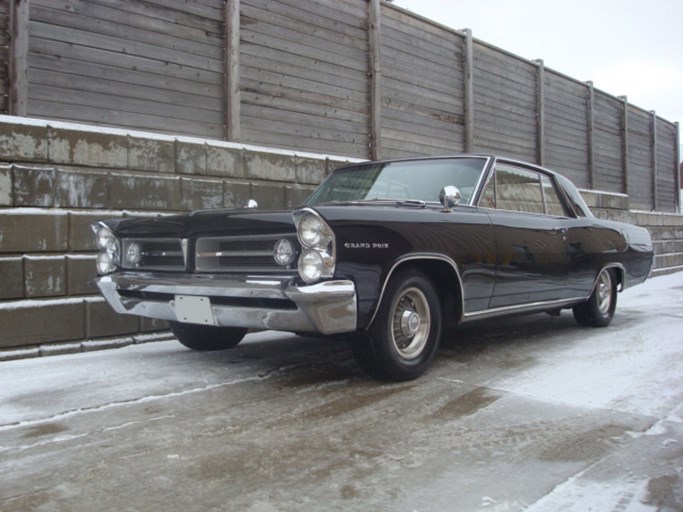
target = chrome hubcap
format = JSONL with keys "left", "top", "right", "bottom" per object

{"left": 391, "top": 287, "right": 430, "bottom": 360}
{"left": 400, "top": 310, "right": 421, "bottom": 336}
{"left": 596, "top": 270, "right": 613, "bottom": 315}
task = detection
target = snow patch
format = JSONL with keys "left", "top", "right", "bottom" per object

{"left": 0, "top": 115, "right": 362, "bottom": 163}
{"left": 488, "top": 273, "right": 683, "bottom": 419}
{"left": 0, "top": 297, "right": 85, "bottom": 311}
{"left": 578, "top": 187, "right": 629, "bottom": 198}
{"left": 81, "top": 338, "right": 134, "bottom": 351}
{"left": 526, "top": 476, "right": 658, "bottom": 512}
{"left": 0, "top": 347, "right": 40, "bottom": 361}
{"left": 66, "top": 254, "right": 96, "bottom": 261}
{"left": 0, "top": 207, "right": 69, "bottom": 216}
{"left": 133, "top": 333, "right": 174, "bottom": 344}
{"left": 23, "top": 254, "right": 65, "bottom": 261}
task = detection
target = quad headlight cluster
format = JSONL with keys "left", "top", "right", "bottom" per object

{"left": 92, "top": 222, "right": 120, "bottom": 275}
{"left": 292, "top": 208, "right": 335, "bottom": 283}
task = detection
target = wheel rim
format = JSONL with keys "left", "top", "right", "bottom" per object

{"left": 390, "top": 287, "right": 430, "bottom": 360}
{"left": 596, "top": 270, "right": 613, "bottom": 315}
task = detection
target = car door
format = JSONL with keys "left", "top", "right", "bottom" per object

{"left": 478, "top": 162, "right": 571, "bottom": 308}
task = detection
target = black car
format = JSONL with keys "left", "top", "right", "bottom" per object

{"left": 92, "top": 155, "right": 653, "bottom": 381}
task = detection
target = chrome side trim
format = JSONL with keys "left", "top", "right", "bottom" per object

{"left": 461, "top": 263, "right": 627, "bottom": 322}
{"left": 461, "top": 297, "right": 585, "bottom": 323}
{"left": 367, "top": 253, "right": 465, "bottom": 328}
{"left": 95, "top": 273, "right": 357, "bottom": 335}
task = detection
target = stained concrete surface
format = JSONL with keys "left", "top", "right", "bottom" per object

{"left": 1, "top": 274, "right": 682, "bottom": 511}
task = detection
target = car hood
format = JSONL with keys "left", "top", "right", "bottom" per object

{"left": 109, "top": 209, "right": 296, "bottom": 238}
{"left": 107, "top": 203, "right": 473, "bottom": 239}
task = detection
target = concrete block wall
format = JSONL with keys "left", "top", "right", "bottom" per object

{"left": 582, "top": 189, "right": 683, "bottom": 277}
{"left": 0, "top": 116, "right": 681, "bottom": 360}
{"left": 0, "top": 116, "right": 356, "bottom": 359}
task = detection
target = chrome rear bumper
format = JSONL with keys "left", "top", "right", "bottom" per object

{"left": 95, "top": 272, "right": 357, "bottom": 335}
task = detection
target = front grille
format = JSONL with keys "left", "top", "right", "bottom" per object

{"left": 121, "top": 238, "right": 185, "bottom": 271}
{"left": 195, "top": 234, "right": 299, "bottom": 273}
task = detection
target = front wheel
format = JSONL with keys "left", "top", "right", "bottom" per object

{"left": 352, "top": 270, "right": 442, "bottom": 381}
{"left": 573, "top": 268, "right": 617, "bottom": 327}
{"left": 169, "top": 321, "right": 248, "bottom": 351}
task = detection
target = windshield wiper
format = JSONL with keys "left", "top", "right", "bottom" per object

{"left": 396, "top": 199, "right": 426, "bottom": 208}
{"left": 321, "top": 199, "right": 427, "bottom": 208}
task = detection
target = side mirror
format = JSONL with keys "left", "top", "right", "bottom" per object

{"left": 439, "top": 186, "right": 461, "bottom": 212}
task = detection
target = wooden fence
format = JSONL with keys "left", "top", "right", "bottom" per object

{"left": 1, "top": 0, "right": 680, "bottom": 211}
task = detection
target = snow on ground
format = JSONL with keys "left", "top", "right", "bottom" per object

{"left": 0, "top": 272, "right": 681, "bottom": 511}
{"left": 489, "top": 272, "right": 683, "bottom": 418}
{"left": 1, "top": 272, "right": 681, "bottom": 435}
{"left": 0, "top": 330, "right": 299, "bottom": 428}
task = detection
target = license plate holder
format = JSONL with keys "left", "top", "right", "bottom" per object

{"left": 173, "top": 295, "right": 216, "bottom": 326}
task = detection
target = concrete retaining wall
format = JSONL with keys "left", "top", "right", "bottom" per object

{"left": 0, "top": 116, "right": 681, "bottom": 360}
{"left": 0, "top": 116, "right": 356, "bottom": 359}
{"left": 582, "top": 189, "right": 683, "bottom": 277}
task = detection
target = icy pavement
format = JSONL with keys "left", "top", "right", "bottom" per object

{"left": 1, "top": 273, "right": 682, "bottom": 511}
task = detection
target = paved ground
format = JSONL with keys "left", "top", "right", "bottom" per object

{"left": 1, "top": 273, "right": 682, "bottom": 511}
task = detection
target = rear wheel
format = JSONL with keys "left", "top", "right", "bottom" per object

{"left": 573, "top": 268, "right": 617, "bottom": 327}
{"left": 169, "top": 321, "right": 247, "bottom": 351}
{"left": 352, "top": 270, "right": 442, "bottom": 381}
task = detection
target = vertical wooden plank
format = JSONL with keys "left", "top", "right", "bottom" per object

{"left": 651, "top": 110, "right": 658, "bottom": 211}
{"left": 619, "top": 95, "right": 629, "bottom": 195}
{"left": 586, "top": 81, "right": 595, "bottom": 189}
{"left": 675, "top": 122, "right": 681, "bottom": 213}
{"left": 534, "top": 59, "right": 545, "bottom": 166}
{"left": 224, "top": 0, "right": 240, "bottom": 141}
{"left": 368, "top": 0, "right": 381, "bottom": 160}
{"left": 462, "top": 28, "right": 474, "bottom": 153}
{"left": 9, "top": 0, "right": 29, "bottom": 116}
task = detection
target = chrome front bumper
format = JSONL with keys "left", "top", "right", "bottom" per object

{"left": 95, "top": 272, "right": 357, "bottom": 335}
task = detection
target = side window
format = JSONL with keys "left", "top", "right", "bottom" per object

{"left": 541, "top": 174, "right": 568, "bottom": 217}
{"left": 495, "top": 165, "right": 544, "bottom": 214}
{"left": 478, "top": 164, "right": 571, "bottom": 216}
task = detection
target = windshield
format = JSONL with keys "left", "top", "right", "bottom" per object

{"left": 306, "top": 157, "right": 488, "bottom": 206}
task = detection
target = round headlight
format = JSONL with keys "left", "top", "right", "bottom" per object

{"left": 299, "top": 249, "right": 323, "bottom": 282}
{"left": 299, "top": 214, "right": 323, "bottom": 247}
{"left": 96, "top": 225, "right": 117, "bottom": 251}
{"left": 125, "top": 242, "right": 142, "bottom": 266}
{"left": 96, "top": 251, "right": 117, "bottom": 275}
{"left": 273, "top": 239, "right": 295, "bottom": 266}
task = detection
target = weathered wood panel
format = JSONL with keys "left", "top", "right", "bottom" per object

{"left": 592, "top": 91, "right": 625, "bottom": 193}
{"left": 0, "top": 0, "right": 675, "bottom": 210}
{"left": 472, "top": 42, "right": 537, "bottom": 162}
{"left": 379, "top": 3, "right": 464, "bottom": 159}
{"left": 543, "top": 71, "right": 590, "bottom": 187}
{"left": 26, "top": 0, "right": 225, "bottom": 138}
{"left": 239, "top": 0, "right": 369, "bottom": 158}
{"left": 627, "top": 107, "right": 654, "bottom": 210}
{"left": 656, "top": 118, "right": 678, "bottom": 212}
{"left": 0, "top": 0, "right": 8, "bottom": 114}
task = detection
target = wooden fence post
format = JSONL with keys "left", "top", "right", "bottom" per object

{"left": 651, "top": 111, "right": 658, "bottom": 211}
{"left": 586, "top": 81, "right": 595, "bottom": 189}
{"left": 619, "top": 95, "right": 629, "bottom": 196}
{"left": 224, "top": 0, "right": 240, "bottom": 141}
{"left": 9, "top": 0, "right": 29, "bottom": 116}
{"left": 462, "top": 28, "right": 474, "bottom": 153}
{"left": 534, "top": 59, "right": 545, "bottom": 166}
{"left": 675, "top": 122, "right": 681, "bottom": 213}
{"left": 368, "top": 0, "right": 381, "bottom": 160}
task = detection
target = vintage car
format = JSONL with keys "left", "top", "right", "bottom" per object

{"left": 92, "top": 155, "right": 653, "bottom": 381}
